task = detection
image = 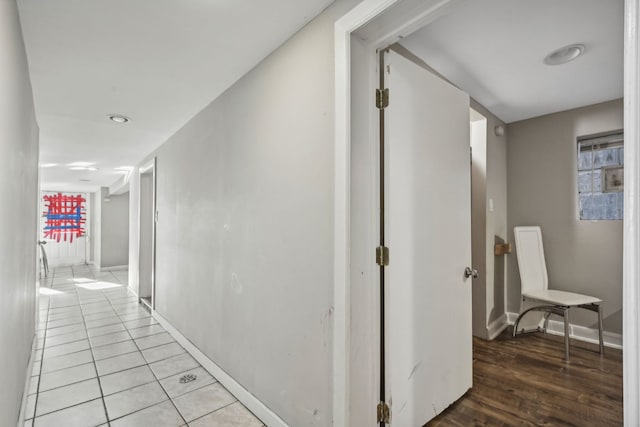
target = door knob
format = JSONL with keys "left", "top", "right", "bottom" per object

{"left": 464, "top": 267, "right": 478, "bottom": 279}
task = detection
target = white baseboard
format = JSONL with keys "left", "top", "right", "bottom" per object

{"left": 507, "top": 311, "right": 622, "bottom": 350}
{"left": 152, "top": 311, "right": 287, "bottom": 427}
{"left": 17, "top": 334, "right": 37, "bottom": 427}
{"left": 99, "top": 264, "right": 128, "bottom": 272}
{"left": 487, "top": 313, "right": 509, "bottom": 340}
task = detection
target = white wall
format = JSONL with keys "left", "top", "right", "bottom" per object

{"left": 0, "top": 1, "right": 39, "bottom": 425}
{"left": 470, "top": 102, "right": 509, "bottom": 339}
{"left": 128, "top": 171, "right": 140, "bottom": 294}
{"left": 473, "top": 101, "right": 508, "bottom": 330}
{"left": 128, "top": 0, "right": 360, "bottom": 425}
{"left": 93, "top": 189, "right": 102, "bottom": 268}
{"left": 507, "top": 99, "right": 624, "bottom": 333}
{"left": 348, "top": 34, "right": 377, "bottom": 426}
{"left": 470, "top": 114, "right": 488, "bottom": 338}
{"left": 89, "top": 192, "right": 96, "bottom": 263}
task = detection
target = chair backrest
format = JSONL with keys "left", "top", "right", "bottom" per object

{"left": 513, "top": 226, "right": 549, "bottom": 293}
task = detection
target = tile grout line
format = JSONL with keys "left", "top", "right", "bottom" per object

{"left": 186, "top": 400, "right": 239, "bottom": 425}
{"left": 38, "top": 328, "right": 183, "bottom": 376}
{"left": 33, "top": 269, "right": 258, "bottom": 426}
{"left": 34, "top": 265, "right": 107, "bottom": 424}
{"left": 123, "top": 306, "right": 191, "bottom": 426}
{"left": 77, "top": 267, "right": 115, "bottom": 427}
{"left": 101, "top": 281, "right": 189, "bottom": 425}
{"left": 32, "top": 266, "right": 104, "bottom": 423}
{"left": 29, "top": 268, "right": 54, "bottom": 426}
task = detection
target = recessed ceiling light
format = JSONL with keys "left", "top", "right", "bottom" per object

{"left": 108, "top": 114, "right": 130, "bottom": 123}
{"left": 544, "top": 44, "right": 585, "bottom": 66}
{"left": 39, "top": 163, "right": 57, "bottom": 168}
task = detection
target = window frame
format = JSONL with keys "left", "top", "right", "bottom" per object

{"left": 577, "top": 130, "right": 624, "bottom": 221}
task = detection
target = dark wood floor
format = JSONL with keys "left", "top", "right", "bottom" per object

{"left": 426, "top": 328, "right": 623, "bottom": 426}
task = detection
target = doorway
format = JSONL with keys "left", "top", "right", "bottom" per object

{"left": 40, "top": 190, "right": 89, "bottom": 267}
{"left": 334, "top": 0, "right": 639, "bottom": 426}
{"left": 138, "top": 159, "right": 156, "bottom": 310}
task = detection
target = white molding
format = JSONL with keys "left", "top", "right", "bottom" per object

{"left": 506, "top": 312, "right": 622, "bottom": 350}
{"left": 98, "top": 264, "right": 128, "bottom": 272}
{"left": 153, "top": 311, "right": 287, "bottom": 427}
{"left": 137, "top": 158, "right": 157, "bottom": 310}
{"left": 486, "top": 314, "right": 508, "bottom": 340}
{"left": 545, "top": 320, "right": 623, "bottom": 350}
{"left": 506, "top": 311, "right": 519, "bottom": 325}
{"left": 624, "top": 0, "right": 640, "bottom": 424}
{"left": 333, "top": 2, "right": 403, "bottom": 425}
{"left": 17, "top": 334, "right": 37, "bottom": 427}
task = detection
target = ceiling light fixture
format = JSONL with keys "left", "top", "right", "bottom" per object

{"left": 544, "top": 44, "right": 585, "bottom": 66}
{"left": 69, "top": 166, "right": 97, "bottom": 171}
{"left": 108, "top": 114, "right": 130, "bottom": 123}
{"left": 39, "top": 163, "right": 58, "bottom": 168}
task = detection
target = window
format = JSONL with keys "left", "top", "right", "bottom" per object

{"left": 578, "top": 131, "right": 624, "bottom": 220}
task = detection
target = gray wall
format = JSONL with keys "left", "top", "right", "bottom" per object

{"left": 100, "top": 188, "right": 129, "bottom": 268}
{"left": 128, "top": 0, "right": 359, "bottom": 425}
{"left": 470, "top": 101, "right": 508, "bottom": 338}
{"left": 0, "top": 1, "right": 39, "bottom": 425}
{"left": 93, "top": 190, "right": 102, "bottom": 267}
{"left": 475, "top": 101, "right": 508, "bottom": 328}
{"left": 507, "top": 99, "right": 623, "bottom": 333}
{"left": 89, "top": 192, "right": 96, "bottom": 263}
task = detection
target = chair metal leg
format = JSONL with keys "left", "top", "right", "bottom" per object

{"left": 563, "top": 308, "right": 570, "bottom": 361}
{"left": 512, "top": 304, "right": 566, "bottom": 337}
{"left": 543, "top": 312, "right": 552, "bottom": 333}
{"left": 597, "top": 304, "right": 605, "bottom": 355}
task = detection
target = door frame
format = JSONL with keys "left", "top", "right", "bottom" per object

{"left": 138, "top": 158, "right": 157, "bottom": 310}
{"left": 40, "top": 190, "right": 90, "bottom": 267}
{"left": 332, "top": 0, "right": 640, "bottom": 425}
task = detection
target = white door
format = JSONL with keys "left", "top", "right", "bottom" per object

{"left": 41, "top": 191, "right": 88, "bottom": 266}
{"left": 385, "top": 50, "right": 473, "bottom": 426}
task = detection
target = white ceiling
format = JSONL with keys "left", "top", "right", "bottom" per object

{"left": 18, "top": 0, "right": 334, "bottom": 192}
{"left": 399, "top": 0, "right": 624, "bottom": 124}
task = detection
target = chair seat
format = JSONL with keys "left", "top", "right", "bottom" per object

{"left": 523, "top": 289, "right": 602, "bottom": 306}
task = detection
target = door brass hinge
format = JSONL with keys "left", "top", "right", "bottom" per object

{"left": 377, "top": 401, "right": 390, "bottom": 424}
{"left": 376, "top": 88, "right": 389, "bottom": 109}
{"left": 376, "top": 246, "right": 389, "bottom": 266}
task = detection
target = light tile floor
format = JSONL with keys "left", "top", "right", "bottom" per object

{"left": 27, "top": 265, "right": 264, "bottom": 427}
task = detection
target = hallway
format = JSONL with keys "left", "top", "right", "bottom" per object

{"left": 26, "top": 266, "right": 263, "bottom": 426}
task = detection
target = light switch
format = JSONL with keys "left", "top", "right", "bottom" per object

{"left": 489, "top": 198, "right": 494, "bottom": 212}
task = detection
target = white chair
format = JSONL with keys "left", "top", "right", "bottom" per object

{"left": 512, "top": 226, "right": 604, "bottom": 361}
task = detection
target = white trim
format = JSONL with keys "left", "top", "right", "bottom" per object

{"left": 17, "top": 334, "right": 37, "bottom": 427}
{"left": 545, "top": 320, "right": 623, "bottom": 350}
{"left": 98, "top": 264, "right": 128, "bottom": 272}
{"left": 506, "top": 311, "right": 519, "bottom": 326}
{"left": 333, "top": 2, "right": 403, "bottom": 425}
{"left": 506, "top": 312, "right": 623, "bottom": 350}
{"left": 486, "top": 314, "right": 509, "bottom": 340}
{"left": 624, "top": 0, "right": 640, "bottom": 424}
{"left": 137, "top": 158, "right": 157, "bottom": 310}
{"left": 152, "top": 311, "right": 287, "bottom": 427}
